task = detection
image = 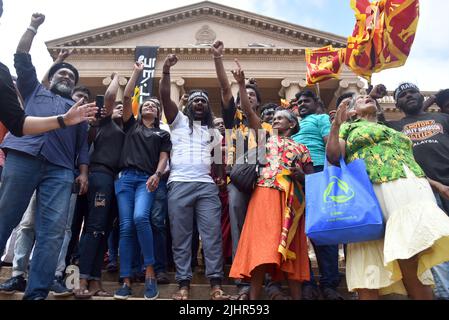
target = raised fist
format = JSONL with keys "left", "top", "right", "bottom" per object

{"left": 164, "top": 54, "right": 178, "bottom": 68}
{"left": 212, "top": 40, "right": 224, "bottom": 57}
{"left": 30, "top": 13, "right": 45, "bottom": 28}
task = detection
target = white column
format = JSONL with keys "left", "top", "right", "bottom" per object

{"left": 230, "top": 80, "right": 240, "bottom": 99}
{"left": 171, "top": 77, "right": 185, "bottom": 110}
{"left": 329, "top": 79, "right": 365, "bottom": 110}
{"left": 279, "top": 78, "right": 302, "bottom": 101}
{"left": 102, "top": 76, "right": 128, "bottom": 102}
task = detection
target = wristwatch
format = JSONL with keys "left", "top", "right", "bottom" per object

{"left": 155, "top": 171, "right": 162, "bottom": 178}
{"left": 57, "top": 115, "right": 67, "bottom": 129}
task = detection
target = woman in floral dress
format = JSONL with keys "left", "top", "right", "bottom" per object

{"left": 326, "top": 94, "right": 449, "bottom": 300}
{"left": 228, "top": 61, "right": 314, "bottom": 300}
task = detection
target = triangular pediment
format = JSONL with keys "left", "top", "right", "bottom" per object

{"left": 46, "top": 1, "right": 346, "bottom": 49}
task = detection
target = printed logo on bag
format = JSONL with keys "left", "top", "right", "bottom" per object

{"left": 323, "top": 176, "right": 355, "bottom": 204}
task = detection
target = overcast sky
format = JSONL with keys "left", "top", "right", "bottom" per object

{"left": 0, "top": 0, "right": 447, "bottom": 92}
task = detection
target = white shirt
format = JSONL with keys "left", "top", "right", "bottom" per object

{"left": 168, "top": 112, "right": 222, "bottom": 184}
{"left": 160, "top": 121, "right": 171, "bottom": 174}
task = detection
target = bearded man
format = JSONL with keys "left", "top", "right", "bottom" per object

{"left": 0, "top": 13, "right": 89, "bottom": 300}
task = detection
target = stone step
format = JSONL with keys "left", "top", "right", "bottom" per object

{"left": 0, "top": 282, "right": 357, "bottom": 300}
{"left": 0, "top": 265, "right": 348, "bottom": 287}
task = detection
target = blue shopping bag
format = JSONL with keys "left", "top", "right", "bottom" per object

{"left": 305, "top": 157, "right": 384, "bottom": 245}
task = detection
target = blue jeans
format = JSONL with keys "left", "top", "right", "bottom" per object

{"left": 108, "top": 211, "right": 119, "bottom": 264}
{"left": 79, "top": 172, "right": 115, "bottom": 280}
{"left": 432, "top": 192, "right": 449, "bottom": 299}
{"left": 0, "top": 151, "right": 73, "bottom": 299}
{"left": 115, "top": 168, "right": 157, "bottom": 278}
{"left": 55, "top": 193, "right": 77, "bottom": 278}
{"left": 304, "top": 165, "right": 340, "bottom": 289}
{"left": 151, "top": 179, "right": 168, "bottom": 274}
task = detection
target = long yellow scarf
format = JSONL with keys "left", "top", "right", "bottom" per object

{"left": 275, "top": 168, "right": 306, "bottom": 262}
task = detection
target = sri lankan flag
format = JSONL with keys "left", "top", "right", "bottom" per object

{"left": 374, "top": 0, "right": 420, "bottom": 73}
{"left": 345, "top": 0, "right": 419, "bottom": 80}
{"left": 306, "top": 46, "right": 345, "bottom": 85}
{"left": 131, "top": 86, "right": 140, "bottom": 118}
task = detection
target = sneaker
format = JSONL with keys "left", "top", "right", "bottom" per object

{"left": 301, "top": 284, "right": 320, "bottom": 300}
{"left": 114, "top": 284, "right": 132, "bottom": 300}
{"left": 144, "top": 278, "right": 159, "bottom": 300}
{"left": 0, "top": 275, "right": 27, "bottom": 294}
{"left": 50, "top": 277, "right": 72, "bottom": 297}
{"left": 321, "top": 287, "right": 345, "bottom": 300}
{"left": 156, "top": 272, "right": 170, "bottom": 285}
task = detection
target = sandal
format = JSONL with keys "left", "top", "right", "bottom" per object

{"left": 172, "top": 287, "right": 189, "bottom": 300}
{"left": 74, "top": 287, "right": 92, "bottom": 299}
{"left": 270, "top": 291, "right": 292, "bottom": 300}
{"left": 210, "top": 286, "right": 230, "bottom": 300}
{"left": 230, "top": 288, "right": 250, "bottom": 300}
{"left": 91, "top": 289, "right": 113, "bottom": 297}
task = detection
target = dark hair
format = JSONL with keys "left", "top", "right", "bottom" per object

{"left": 436, "top": 89, "right": 449, "bottom": 108}
{"left": 336, "top": 92, "right": 355, "bottom": 109}
{"left": 295, "top": 90, "right": 318, "bottom": 102}
{"left": 260, "top": 103, "right": 279, "bottom": 116}
{"left": 183, "top": 91, "right": 215, "bottom": 134}
{"left": 138, "top": 96, "right": 160, "bottom": 129}
{"left": 72, "top": 85, "right": 91, "bottom": 99}
{"left": 235, "top": 84, "right": 262, "bottom": 106}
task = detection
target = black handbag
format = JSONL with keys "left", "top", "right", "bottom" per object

{"left": 230, "top": 146, "right": 265, "bottom": 194}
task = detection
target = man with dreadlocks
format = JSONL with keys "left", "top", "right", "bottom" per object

{"left": 159, "top": 54, "right": 230, "bottom": 300}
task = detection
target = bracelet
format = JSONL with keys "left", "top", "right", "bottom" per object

{"left": 162, "top": 71, "right": 170, "bottom": 75}
{"left": 213, "top": 55, "right": 224, "bottom": 59}
{"left": 57, "top": 115, "right": 67, "bottom": 129}
{"left": 27, "top": 26, "right": 38, "bottom": 34}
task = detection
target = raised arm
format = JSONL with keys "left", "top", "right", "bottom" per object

{"left": 369, "top": 84, "right": 387, "bottom": 100}
{"left": 42, "top": 49, "right": 73, "bottom": 88}
{"left": 212, "top": 40, "right": 233, "bottom": 107}
{"left": 423, "top": 94, "right": 437, "bottom": 112}
{"left": 159, "top": 54, "right": 180, "bottom": 124}
{"left": 104, "top": 72, "right": 119, "bottom": 116}
{"left": 17, "top": 13, "right": 45, "bottom": 53}
{"left": 123, "top": 62, "right": 144, "bottom": 123}
{"left": 231, "top": 59, "right": 261, "bottom": 130}
{"left": 326, "top": 100, "right": 350, "bottom": 166}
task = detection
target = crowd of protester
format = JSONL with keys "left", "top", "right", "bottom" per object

{"left": 1, "top": 5, "right": 449, "bottom": 301}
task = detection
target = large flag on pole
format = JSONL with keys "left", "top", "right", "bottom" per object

{"left": 374, "top": 0, "right": 420, "bottom": 73}
{"left": 306, "top": 46, "right": 345, "bottom": 85}
{"left": 345, "top": 0, "right": 419, "bottom": 80}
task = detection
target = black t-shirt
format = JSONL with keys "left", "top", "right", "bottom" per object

{"left": 388, "top": 112, "right": 449, "bottom": 186}
{"left": 89, "top": 116, "right": 125, "bottom": 174}
{"left": 119, "top": 116, "right": 172, "bottom": 176}
{"left": 0, "top": 62, "right": 26, "bottom": 137}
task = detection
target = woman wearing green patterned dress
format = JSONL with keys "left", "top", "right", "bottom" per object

{"left": 326, "top": 94, "right": 449, "bottom": 300}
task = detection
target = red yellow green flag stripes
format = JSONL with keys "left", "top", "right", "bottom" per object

{"left": 346, "top": 0, "right": 419, "bottom": 80}
{"left": 374, "top": 0, "right": 420, "bottom": 72}
{"left": 306, "top": 46, "right": 345, "bottom": 85}
{"left": 276, "top": 168, "right": 306, "bottom": 261}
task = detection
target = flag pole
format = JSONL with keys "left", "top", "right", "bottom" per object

{"left": 315, "top": 82, "right": 321, "bottom": 99}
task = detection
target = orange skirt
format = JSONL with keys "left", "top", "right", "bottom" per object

{"left": 229, "top": 186, "right": 310, "bottom": 282}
